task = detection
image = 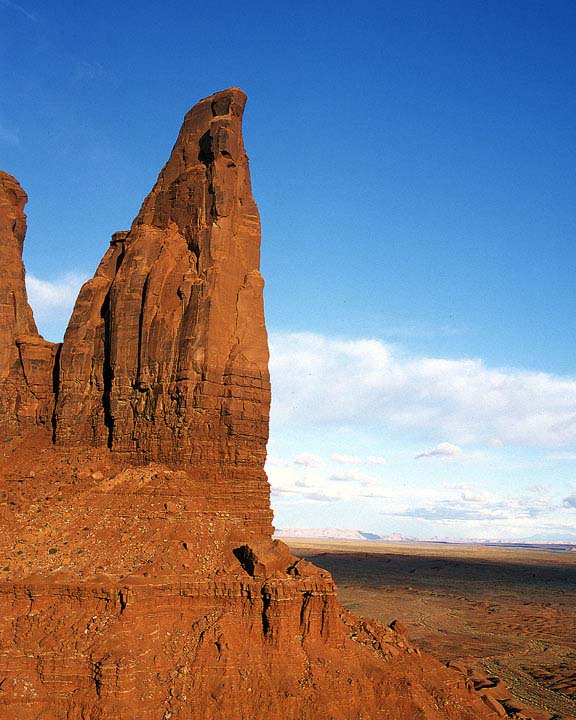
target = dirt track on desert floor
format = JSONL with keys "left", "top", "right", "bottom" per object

{"left": 286, "top": 539, "right": 576, "bottom": 718}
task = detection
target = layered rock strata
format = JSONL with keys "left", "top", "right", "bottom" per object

{"left": 0, "top": 440, "right": 493, "bottom": 720}
{"left": 52, "top": 87, "right": 273, "bottom": 541}
{"left": 55, "top": 88, "right": 268, "bottom": 473}
{"left": 0, "top": 172, "right": 58, "bottom": 430}
{"left": 0, "top": 89, "right": 498, "bottom": 719}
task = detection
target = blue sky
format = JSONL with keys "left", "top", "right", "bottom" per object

{"left": 2, "top": 0, "right": 576, "bottom": 540}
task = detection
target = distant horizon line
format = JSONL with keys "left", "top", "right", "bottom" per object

{"left": 274, "top": 527, "right": 576, "bottom": 547}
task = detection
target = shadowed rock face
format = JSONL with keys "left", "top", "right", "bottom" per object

{"left": 55, "top": 88, "right": 269, "bottom": 472}
{"left": 0, "top": 172, "right": 58, "bottom": 430}
{"left": 0, "top": 90, "right": 496, "bottom": 719}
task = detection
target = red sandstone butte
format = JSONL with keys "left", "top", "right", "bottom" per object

{"left": 0, "top": 89, "right": 496, "bottom": 719}
{"left": 56, "top": 88, "right": 268, "bottom": 469}
{"left": 0, "top": 171, "right": 58, "bottom": 431}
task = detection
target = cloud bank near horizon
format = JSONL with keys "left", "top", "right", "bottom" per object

{"left": 269, "top": 331, "right": 576, "bottom": 449}
{"left": 265, "top": 449, "right": 576, "bottom": 540}
{"left": 266, "top": 331, "right": 576, "bottom": 539}
{"left": 26, "top": 278, "right": 576, "bottom": 455}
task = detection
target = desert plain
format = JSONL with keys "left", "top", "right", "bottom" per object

{"left": 286, "top": 539, "right": 576, "bottom": 719}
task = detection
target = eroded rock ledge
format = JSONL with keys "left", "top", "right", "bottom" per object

{"left": 0, "top": 89, "right": 499, "bottom": 719}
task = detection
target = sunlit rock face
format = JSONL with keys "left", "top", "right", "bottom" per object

{"left": 56, "top": 89, "right": 269, "bottom": 468}
{"left": 54, "top": 88, "right": 272, "bottom": 537}
{"left": 0, "top": 171, "right": 58, "bottom": 431}
{"left": 0, "top": 90, "right": 495, "bottom": 720}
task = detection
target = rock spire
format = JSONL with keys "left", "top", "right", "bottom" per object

{"left": 55, "top": 88, "right": 269, "bottom": 471}
{"left": 0, "top": 171, "right": 58, "bottom": 430}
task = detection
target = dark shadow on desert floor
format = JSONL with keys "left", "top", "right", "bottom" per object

{"left": 287, "top": 539, "right": 576, "bottom": 718}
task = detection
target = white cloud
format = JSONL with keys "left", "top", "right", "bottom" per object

{"left": 384, "top": 491, "right": 560, "bottom": 524}
{"left": 267, "top": 446, "right": 575, "bottom": 538}
{"left": 293, "top": 453, "right": 323, "bottom": 468}
{"left": 267, "top": 461, "right": 380, "bottom": 504}
{"left": 26, "top": 272, "right": 87, "bottom": 342}
{"left": 270, "top": 332, "right": 576, "bottom": 449}
{"left": 460, "top": 490, "right": 490, "bottom": 503}
{"left": 331, "top": 454, "right": 364, "bottom": 465}
{"left": 268, "top": 455, "right": 570, "bottom": 533}
{"left": 266, "top": 464, "right": 339, "bottom": 502}
{"left": 527, "top": 483, "right": 551, "bottom": 494}
{"left": 26, "top": 273, "right": 84, "bottom": 317}
{"left": 416, "top": 442, "right": 462, "bottom": 459}
{"left": 328, "top": 470, "right": 376, "bottom": 487}
{"left": 331, "top": 453, "right": 387, "bottom": 465}
{"left": 443, "top": 482, "right": 475, "bottom": 490}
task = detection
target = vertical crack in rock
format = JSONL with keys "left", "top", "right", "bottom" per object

{"left": 261, "top": 584, "right": 272, "bottom": 636}
{"left": 117, "top": 589, "right": 128, "bottom": 615}
{"left": 101, "top": 290, "right": 114, "bottom": 448}
{"left": 91, "top": 656, "right": 108, "bottom": 698}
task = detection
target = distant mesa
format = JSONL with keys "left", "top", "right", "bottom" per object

{"left": 274, "top": 527, "right": 416, "bottom": 542}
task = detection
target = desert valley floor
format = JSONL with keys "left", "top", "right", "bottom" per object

{"left": 286, "top": 539, "right": 576, "bottom": 719}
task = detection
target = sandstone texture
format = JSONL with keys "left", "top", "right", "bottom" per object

{"left": 0, "top": 89, "right": 497, "bottom": 719}
{"left": 55, "top": 88, "right": 268, "bottom": 470}
{"left": 0, "top": 172, "right": 58, "bottom": 431}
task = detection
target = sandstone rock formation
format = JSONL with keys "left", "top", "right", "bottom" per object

{"left": 0, "top": 171, "right": 58, "bottom": 431}
{"left": 55, "top": 88, "right": 268, "bottom": 470}
{"left": 0, "top": 89, "right": 502, "bottom": 719}
{"left": 54, "top": 87, "right": 272, "bottom": 543}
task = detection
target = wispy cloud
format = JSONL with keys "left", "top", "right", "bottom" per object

{"left": 527, "top": 483, "right": 551, "bottom": 494}
{"left": 328, "top": 470, "right": 376, "bottom": 487}
{"left": 26, "top": 272, "right": 86, "bottom": 341}
{"left": 266, "top": 456, "right": 290, "bottom": 468}
{"left": 26, "top": 273, "right": 84, "bottom": 315}
{"left": 267, "top": 464, "right": 339, "bottom": 502}
{"left": 294, "top": 453, "right": 323, "bottom": 468}
{"left": 331, "top": 454, "right": 364, "bottom": 465}
{"left": 416, "top": 442, "right": 462, "bottom": 459}
{"left": 384, "top": 491, "right": 560, "bottom": 524}
{"left": 266, "top": 445, "right": 576, "bottom": 538}
{"left": 270, "top": 332, "right": 576, "bottom": 449}
{"left": 332, "top": 453, "right": 386, "bottom": 465}
{"left": 0, "top": 0, "right": 37, "bottom": 22}
{"left": 548, "top": 452, "right": 576, "bottom": 461}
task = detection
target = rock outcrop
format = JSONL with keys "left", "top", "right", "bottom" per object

{"left": 54, "top": 87, "right": 272, "bottom": 541}
{"left": 0, "top": 89, "right": 498, "bottom": 719}
{"left": 0, "top": 171, "right": 58, "bottom": 431}
{"left": 55, "top": 88, "right": 268, "bottom": 470}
